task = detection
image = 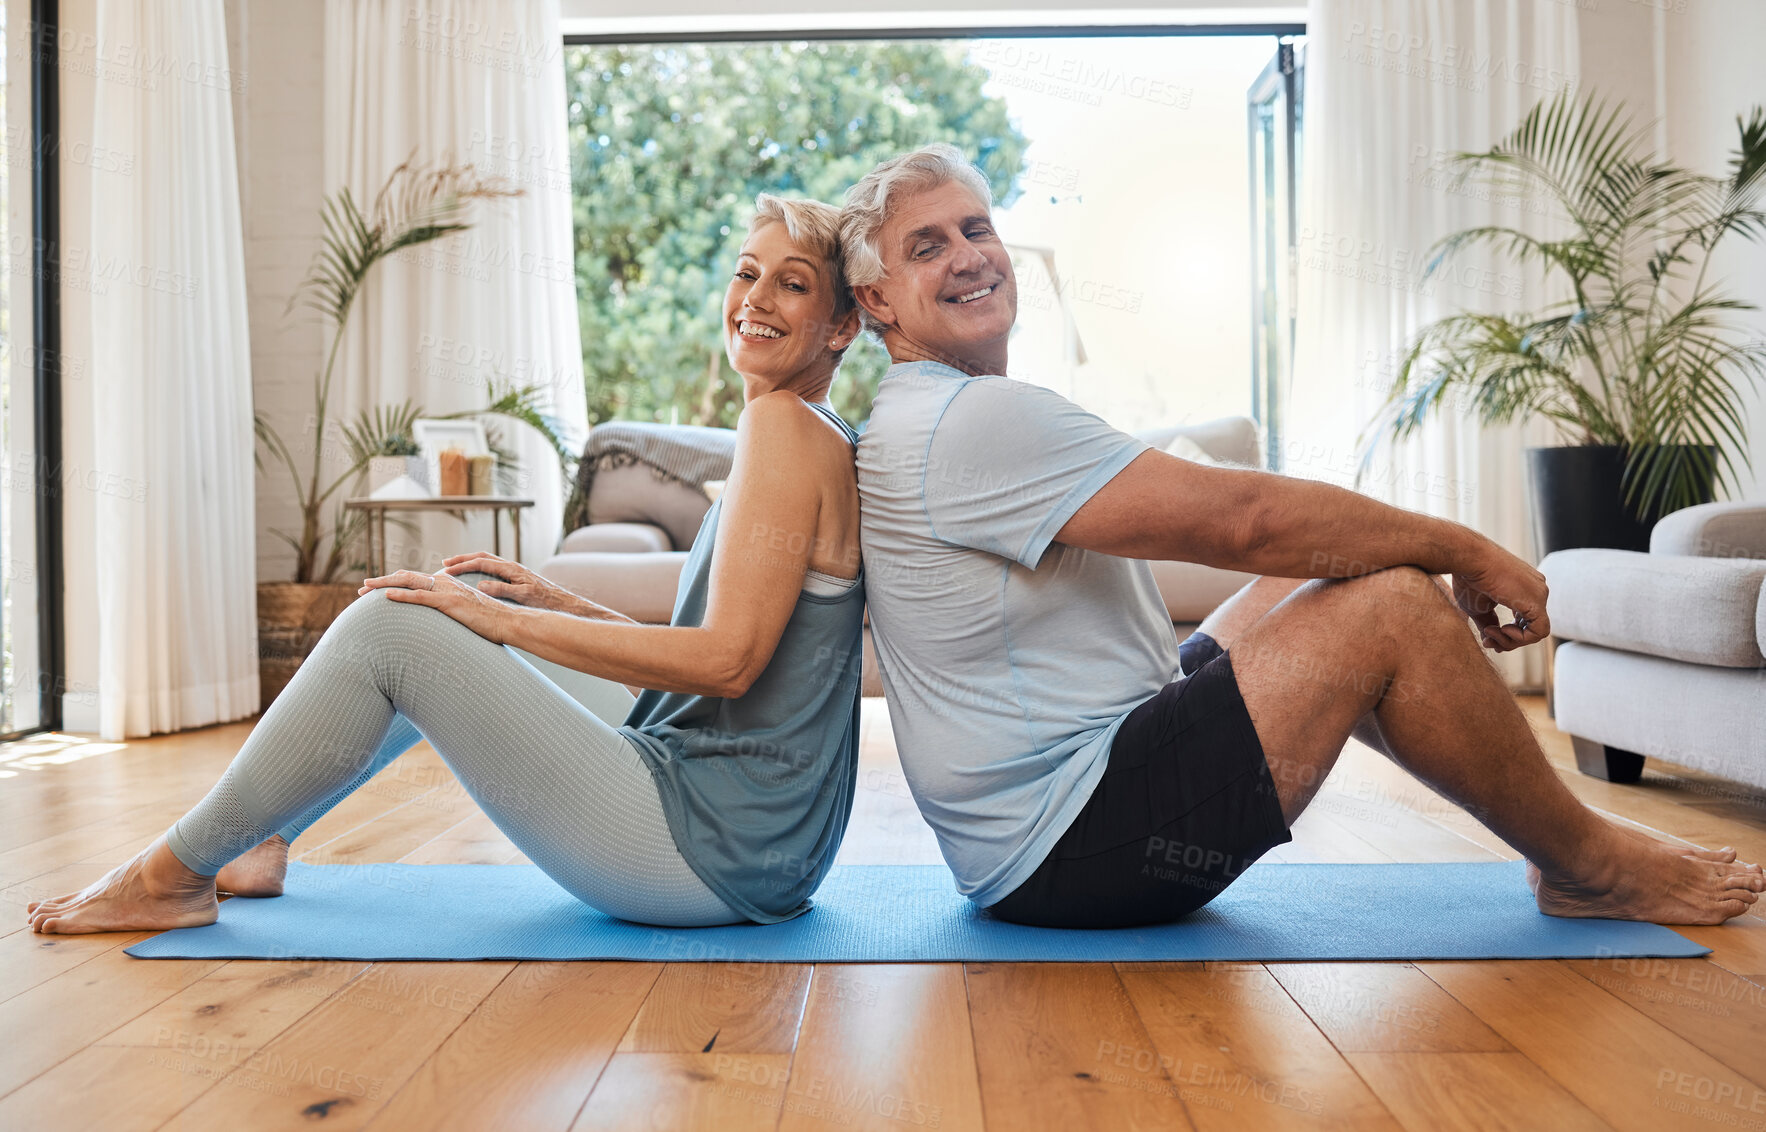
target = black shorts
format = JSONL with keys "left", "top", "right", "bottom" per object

{"left": 986, "top": 631, "right": 1293, "bottom": 929}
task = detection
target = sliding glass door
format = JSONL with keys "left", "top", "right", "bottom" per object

{"left": 0, "top": 0, "right": 27, "bottom": 736}
{"left": 1247, "top": 38, "right": 1304, "bottom": 472}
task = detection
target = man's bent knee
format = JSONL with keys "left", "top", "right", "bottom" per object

{"left": 1334, "top": 565, "right": 1451, "bottom": 613}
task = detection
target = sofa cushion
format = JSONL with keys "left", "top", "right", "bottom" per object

{"left": 1146, "top": 558, "right": 1260, "bottom": 622}
{"left": 1540, "top": 548, "right": 1766, "bottom": 668}
{"left": 1552, "top": 641, "right": 1766, "bottom": 789}
{"left": 1161, "top": 434, "right": 1222, "bottom": 465}
{"left": 538, "top": 551, "right": 689, "bottom": 625}
{"left": 585, "top": 463, "right": 712, "bottom": 551}
{"left": 1649, "top": 501, "right": 1766, "bottom": 559}
{"left": 560, "top": 522, "right": 672, "bottom": 555}
{"left": 1134, "top": 416, "right": 1261, "bottom": 468}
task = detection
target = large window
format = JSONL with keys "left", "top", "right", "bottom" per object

{"left": 565, "top": 29, "right": 1301, "bottom": 436}
{"left": 2, "top": 0, "right": 62, "bottom": 742}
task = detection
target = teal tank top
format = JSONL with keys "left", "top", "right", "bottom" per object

{"left": 618, "top": 401, "right": 866, "bottom": 923}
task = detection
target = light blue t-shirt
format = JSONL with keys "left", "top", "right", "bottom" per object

{"left": 856, "top": 360, "right": 1183, "bottom": 906}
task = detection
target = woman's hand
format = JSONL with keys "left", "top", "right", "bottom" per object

{"left": 357, "top": 569, "right": 517, "bottom": 645}
{"left": 439, "top": 551, "right": 577, "bottom": 613}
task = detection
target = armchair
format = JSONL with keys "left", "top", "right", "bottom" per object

{"left": 1540, "top": 501, "right": 1766, "bottom": 788}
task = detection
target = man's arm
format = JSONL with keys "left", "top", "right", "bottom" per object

{"left": 1054, "top": 449, "right": 1549, "bottom": 651}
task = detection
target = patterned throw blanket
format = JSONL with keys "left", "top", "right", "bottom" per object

{"left": 564, "top": 421, "right": 737, "bottom": 531}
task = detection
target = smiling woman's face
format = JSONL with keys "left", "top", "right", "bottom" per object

{"left": 722, "top": 220, "right": 847, "bottom": 388}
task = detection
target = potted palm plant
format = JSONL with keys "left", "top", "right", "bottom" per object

{"left": 1362, "top": 88, "right": 1766, "bottom": 555}
{"left": 255, "top": 157, "right": 580, "bottom": 709}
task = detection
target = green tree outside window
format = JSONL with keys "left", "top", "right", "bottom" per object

{"left": 567, "top": 41, "right": 1029, "bottom": 428}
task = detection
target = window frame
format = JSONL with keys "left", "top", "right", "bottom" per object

{"left": 1, "top": 0, "right": 65, "bottom": 742}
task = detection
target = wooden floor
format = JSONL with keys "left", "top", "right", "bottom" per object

{"left": 2, "top": 695, "right": 1764, "bottom": 1131}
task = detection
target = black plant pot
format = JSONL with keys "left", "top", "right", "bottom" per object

{"left": 1525, "top": 444, "right": 1717, "bottom": 558}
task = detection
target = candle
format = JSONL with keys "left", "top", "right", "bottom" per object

{"left": 467, "top": 453, "right": 495, "bottom": 496}
{"left": 438, "top": 446, "right": 468, "bottom": 496}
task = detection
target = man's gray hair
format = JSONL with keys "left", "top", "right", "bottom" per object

{"left": 840, "top": 143, "right": 993, "bottom": 335}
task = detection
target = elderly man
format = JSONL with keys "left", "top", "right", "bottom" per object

{"left": 840, "top": 143, "right": 1762, "bottom": 929}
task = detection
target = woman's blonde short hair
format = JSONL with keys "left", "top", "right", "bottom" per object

{"left": 750, "top": 193, "right": 856, "bottom": 324}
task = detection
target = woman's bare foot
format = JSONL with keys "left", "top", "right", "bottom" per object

{"left": 27, "top": 835, "right": 218, "bottom": 934}
{"left": 215, "top": 835, "right": 290, "bottom": 897}
{"left": 1528, "top": 824, "right": 1766, "bottom": 924}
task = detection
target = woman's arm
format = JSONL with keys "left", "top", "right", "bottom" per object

{"left": 501, "top": 391, "right": 849, "bottom": 697}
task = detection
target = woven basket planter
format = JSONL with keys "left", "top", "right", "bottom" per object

{"left": 257, "top": 582, "right": 360, "bottom": 712}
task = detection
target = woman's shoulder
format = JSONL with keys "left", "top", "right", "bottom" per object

{"left": 737, "top": 392, "right": 856, "bottom": 466}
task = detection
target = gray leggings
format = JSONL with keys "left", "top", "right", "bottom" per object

{"left": 165, "top": 572, "right": 746, "bottom": 927}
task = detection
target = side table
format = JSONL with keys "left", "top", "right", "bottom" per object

{"left": 343, "top": 496, "right": 535, "bottom": 577}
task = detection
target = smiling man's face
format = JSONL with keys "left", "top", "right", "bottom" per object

{"left": 854, "top": 179, "right": 1017, "bottom": 376}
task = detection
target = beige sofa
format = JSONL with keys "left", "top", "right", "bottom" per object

{"left": 539, "top": 415, "right": 1264, "bottom": 696}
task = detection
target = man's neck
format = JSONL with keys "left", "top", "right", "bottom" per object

{"left": 884, "top": 333, "right": 1006, "bottom": 378}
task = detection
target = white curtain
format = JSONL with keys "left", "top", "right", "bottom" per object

{"left": 1290, "top": 0, "right": 1581, "bottom": 690}
{"left": 90, "top": 0, "right": 259, "bottom": 738}
{"left": 323, "top": 0, "right": 588, "bottom": 571}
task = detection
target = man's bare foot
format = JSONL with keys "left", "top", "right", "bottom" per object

{"left": 1528, "top": 824, "right": 1766, "bottom": 924}
{"left": 215, "top": 835, "right": 290, "bottom": 897}
{"left": 27, "top": 835, "right": 218, "bottom": 934}
{"left": 1613, "top": 822, "right": 1738, "bottom": 863}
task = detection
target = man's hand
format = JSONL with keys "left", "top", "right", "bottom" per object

{"left": 357, "top": 569, "right": 518, "bottom": 645}
{"left": 1450, "top": 546, "right": 1550, "bottom": 652}
{"left": 439, "top": 551, "right": 579, "bottom": 614}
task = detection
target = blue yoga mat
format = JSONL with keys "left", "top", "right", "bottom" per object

{"left": 126, "top": 860, "right": 1707, "bottom": 962}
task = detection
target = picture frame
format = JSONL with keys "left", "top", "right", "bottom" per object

{"left": 412, "top": 418, "right": 489, "bottom": 495}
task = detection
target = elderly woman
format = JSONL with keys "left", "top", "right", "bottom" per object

{"left": 31, "top": 194, "right": 866, "bottom": 931}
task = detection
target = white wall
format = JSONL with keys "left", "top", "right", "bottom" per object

{"left": 1660, "top": 0, "right": 1766, "bottom": 502}
{"left": 1578, "top": 0, "right": 1765, "bottom": 501}
{"left": 228, "top": 0, "right": 328, "bottom": 587}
